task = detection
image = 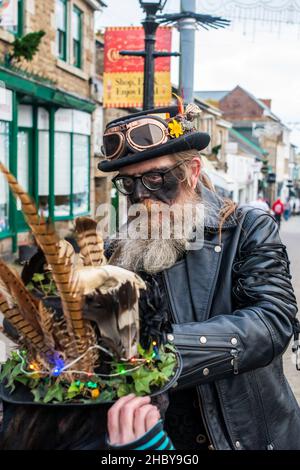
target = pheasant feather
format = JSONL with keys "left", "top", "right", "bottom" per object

{"left": 0, "top": 162, "right": 86, "bottom": 353}
{"left": 75, "top": 217, "right": 106, "bottom": 266}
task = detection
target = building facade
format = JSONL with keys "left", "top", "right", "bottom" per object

{"left": 0, "top": 0, "right": 106, "bottom": 258}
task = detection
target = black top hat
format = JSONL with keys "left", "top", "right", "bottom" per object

{"left": 98, "top": 105, "right": 210, "bottom": 173}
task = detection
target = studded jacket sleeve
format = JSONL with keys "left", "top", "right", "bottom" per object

{"left": 171, "top": 210, "right": 298, "bottom": 388}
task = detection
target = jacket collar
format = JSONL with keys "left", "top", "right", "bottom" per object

{"left": 200, "top": 183, "right": 238, "bottom": 230}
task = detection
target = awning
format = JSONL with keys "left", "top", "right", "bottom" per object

{"left": 0, "top": 66, "right": 96, "bottom": 112}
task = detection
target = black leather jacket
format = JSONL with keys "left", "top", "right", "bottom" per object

{"left": 162, "top": 185, "right": 300, "bottom": 450}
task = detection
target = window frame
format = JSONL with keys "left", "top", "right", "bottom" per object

{"left": 43, "top": 129, "right": 90, "bottom": 221}
{"left": 0, "top": 120, "right": 12, "bottom": 239}
{"left": 72, "top": 4, "right": 82, "bottom": 69}
{"left": 56, "top": 0, "right": 68, "bottom": 61}
{"left": 5, "top": 0, "right": 23, "bottom": 37}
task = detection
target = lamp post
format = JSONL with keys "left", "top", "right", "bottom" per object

{"left": 120, "top": 0, "right": 230, "bottom": 110}
{"left": 120, "top": 1, "right": 180, "bottom": 110}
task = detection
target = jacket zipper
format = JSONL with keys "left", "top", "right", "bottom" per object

{"left": 230, "top": 349, "right": 239, "bottom": 374}
{"left": 180, "top": 354, "right": 233, "bottom": 378}
{"left": 196, "top": 386, "right": 217, "bottom": 450}
{"left": 162, "top": 271, "right": 219, "bottom": 451}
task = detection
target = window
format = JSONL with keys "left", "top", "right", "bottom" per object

{"left": 4, "top": 0, "right": 23, "bottom": 36}
{"left": 72, "top": 5, "right": 82, "bottom": 68}
{"left": 37, "top": 108, "right": 90, "bottom": 220}
{"left": 38, "top": 130, "right": 50, "bottom": 215}
{"left": 56, "top": 0, "right": 67, "bottom": 61}
{"left": 0, "top": 121, "right": 10, "bottom": 234}
{"left": 54, "top": 132, "right": 71, "bottom": 216}
{"left": 73, "top": 134, "right": 89, "bottom": 214}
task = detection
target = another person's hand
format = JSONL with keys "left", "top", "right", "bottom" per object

{"left": 107, "top": 394, "right": 160, "bottom": 446}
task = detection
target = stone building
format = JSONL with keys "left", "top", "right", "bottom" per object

{"left": 197, "top": 86, "right": 293, "bottom": 204}
{"left": 0, "top": 0, "right": 106, "bottom": 258}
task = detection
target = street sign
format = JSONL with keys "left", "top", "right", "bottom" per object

{"left": 103, "top": 26, "right": 172, "bottom": 108}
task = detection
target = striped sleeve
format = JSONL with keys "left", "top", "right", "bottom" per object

{"left": 107, "top": 420, "right": 175, "bottom": 450}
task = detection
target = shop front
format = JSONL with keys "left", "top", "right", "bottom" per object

{"left": 0, "top": 68, "right": 95, "bottom": 256}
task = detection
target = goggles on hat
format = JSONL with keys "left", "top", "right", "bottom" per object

{"left": 102, "top": 117, "right": 169, "bottom": 160}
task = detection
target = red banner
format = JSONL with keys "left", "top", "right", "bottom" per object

{"left": 103, "top": 26, "right": 172, "bottom": 108}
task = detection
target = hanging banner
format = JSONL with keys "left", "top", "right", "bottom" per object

{"left": 0, "top": 0, "right": 18, "bottom": 27}
{"left": 103, "top": 26, "right": 172, "bottom": 108}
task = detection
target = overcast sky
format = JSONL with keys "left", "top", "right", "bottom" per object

{"left": 96, "top": 0, "right": 300, "bottom": 148}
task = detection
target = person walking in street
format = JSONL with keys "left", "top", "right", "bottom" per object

{"left": 283, "top": 200, "right": 291, "bottom": 222}
{"left": 272, "top": 197, "right": 284, "bottom": 228}
{"left": 98, "top": 102, "right": 300, "bottom": 450}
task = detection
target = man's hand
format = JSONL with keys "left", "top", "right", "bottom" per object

{"left": 107, "top": 394, "right": 160, "bottom": 446}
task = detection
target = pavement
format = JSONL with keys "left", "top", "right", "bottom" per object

{"left": 280, "top": 215, "right": 300, "bottom": 402}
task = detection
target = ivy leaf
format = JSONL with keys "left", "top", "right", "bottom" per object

{"left": 14, "top": 376, "right": 30, "bottom": 386}
{"left": 117, "top": 383, "right": 134, "bottom": 398}
{"left": 32, "top": 273, "right": 45, "bottom": 283}
{"left": 31, "top": 388, "right": 41, "bottom": 402}
{"left": 132, "top": 366, "right": 157, "bottom": 395}
{"left": 43, "top": 383, "right": 64, "bottom": 403}
{"left": 67, "top": 383, "right": 81, "bottom": 399}
{"left": 99, "top": 389, "right": 116, "bottom": 402}
{"left": 0, "top": 360, "right": 15, "bottom": 382}
{"left": 6, "top": 363, "right": 22, "bottom": 389}
{"left": 164, "top": 343, "right": 177, "bottom": 353}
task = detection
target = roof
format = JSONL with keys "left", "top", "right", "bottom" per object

{"left": 233, "top": 85, "right": 280, "bottom": 122}
{"left": 85, "top": 0, "right": 107, "bottom": 10}
{"left": 229, "top": 128, "right": 268, "bottom": 159}
{"left": 196, "top": 86, "right": 282, "bottom": 123}
{"left": 195, "top": 91, "right": 229, "bottom": 101}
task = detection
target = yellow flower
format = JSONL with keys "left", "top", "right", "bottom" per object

{"left": 91, "top": 388, "right": 100, "bottom": 399}
{"left": 168, "top": 119, "right": 184, "bottom": 138}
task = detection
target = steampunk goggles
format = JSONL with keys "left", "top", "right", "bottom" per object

{"left": 102, "top": 117, "right": 169, "bottom": 160}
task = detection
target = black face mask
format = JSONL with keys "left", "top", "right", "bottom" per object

{"left": 128, "top": 171, "right": 182, "bottom": 205}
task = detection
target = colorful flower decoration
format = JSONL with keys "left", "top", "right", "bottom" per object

{"left": 168, "top": 119, "right": 184, "bottom": 139}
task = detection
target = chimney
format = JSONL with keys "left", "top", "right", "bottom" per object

{"left": 260, "top": 99, "right": 272, "bottom": 109}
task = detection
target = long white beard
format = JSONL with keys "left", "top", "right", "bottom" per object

{"left": 113, "top": 238, "right": 188, "bottom": 274}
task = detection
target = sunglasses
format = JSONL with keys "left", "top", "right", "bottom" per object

{"left": 102, "top": 117, "right": 169, "bottom": 160}
{"left": 112, "top": 161, "right": 185, "bottom": 196}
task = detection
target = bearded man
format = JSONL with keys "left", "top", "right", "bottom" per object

{"left": 98, "top": 105, "right": 300, "bottom": 450}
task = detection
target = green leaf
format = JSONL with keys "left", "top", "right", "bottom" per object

{"left": 6, "top": 363, "right": 23, "bottom": 388}
{"left": 26, "top": 282, "right": 34, "bottom": 291}
{"left": 14, "top": 376, "right": 30, "bottom": 386}
{"left": 117, "top": 383, "right": 134, "bottom": 398}
{"left": 132, "top": 366, "right": 157, "bottom": 395}
{"left": 31, "top": 388, "right": 41, "bottom": 402}
{"left": 43, "top": 383, "right": 64, "bottom": 403}
{"left": 32, "top": 273, "right": 45, "bottom": 282}
{"left": 67, "top": 383, "right": 81, "bottom": 399}
{"left": 99, "top": 389, "right": 116, "bottom": 402}
{"left": 0, "top": 360, "right": 15, "bottom": 382}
